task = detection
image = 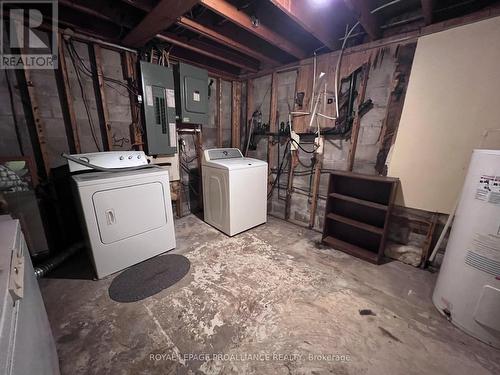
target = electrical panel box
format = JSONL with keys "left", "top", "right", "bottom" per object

{"left": 140, "top": 61, "right": 177, "bottom": 155}
{"left": 174, "top": 62, "right": 208, "bottom": 125}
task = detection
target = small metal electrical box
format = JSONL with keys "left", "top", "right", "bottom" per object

{"left": 174, "top": 62, "right": 208, "bottom": 125}
{"left": 140, "top": 61, "right": 177, "bottom": 155}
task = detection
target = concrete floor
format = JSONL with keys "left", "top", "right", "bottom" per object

{"left": 40, "top": 215, "right": 500, "bottom": 375}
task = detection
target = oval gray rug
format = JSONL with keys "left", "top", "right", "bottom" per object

{"left": 108, "top": 254, "right": 190, "bottom": 303}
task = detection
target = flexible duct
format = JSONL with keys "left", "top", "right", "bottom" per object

{"left": 34, "top": 242, "right": 84, "bottom": 278}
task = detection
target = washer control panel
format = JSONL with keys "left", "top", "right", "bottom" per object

{"left": 68, "top": 151, "right": 148, "bottom": 172}
{"left": 204, "top": 148, "right": 243, "bottom": 161}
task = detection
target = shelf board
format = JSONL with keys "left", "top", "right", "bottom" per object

{"left": 326, "top": 213, "right": 384, "bottom": 235}
{"left": 329, "top": 192, "right": 388, "bottom": 211}
{"left": 323, "top": 236, "right": 380, "bottom": 264}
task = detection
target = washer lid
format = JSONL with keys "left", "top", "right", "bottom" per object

{"left": 203, "top": 157, "right": 267, "bottom": 171}
{"left": 72, "top": 168, "right": 168, "bottom": 187}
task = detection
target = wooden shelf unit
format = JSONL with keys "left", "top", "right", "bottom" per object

{"left": 322, "top": 171, "right": 399, "bottom": 264}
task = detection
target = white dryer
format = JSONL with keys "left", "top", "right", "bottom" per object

{"left": 202, "top": 148, "right": 267, "bottom": 236}
{"left": 69, "top": 152, "right": 176, "bottom": 279}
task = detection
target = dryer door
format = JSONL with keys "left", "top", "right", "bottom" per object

{"left": 92, "top": 182, "right": 167, "bottom": 244}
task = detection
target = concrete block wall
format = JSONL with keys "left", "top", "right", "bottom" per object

{"left": 353, "top": 46, "right": 397, "bottom": 175}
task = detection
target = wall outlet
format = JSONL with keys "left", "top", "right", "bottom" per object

{"left": 290, "top": 131, "right": 300, "bottom": 151}
{"left": 315, "top": 136, "right": 324, "bottom": 155}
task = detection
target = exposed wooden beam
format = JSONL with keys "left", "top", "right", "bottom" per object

{"left": 157, "top": 33, "right": 258, "bottom": 72}
{"left": 177, "top": 16, "right": 280, "bottom": 66}
{"left": 122, "top": 0, "right": 199, "bottom": 47}
{"left": 347, "top": 62, "right": 370, "bottom": 171}
{"left": 421, "top": 0, "right": 435, "bottom": 25}
{"left": 345, "top": 0, "right": 381, "bottom": 40}
{"left": 120, "top": 50, "right": 143, "bottom": 150}
{"left": 267, "top": 72, "right": 278, "bottom": 192}
{"left": 200, "top": 0, "right": 307, "bottom": 59}
{"left": 231, "top": 81, "right": 242, "bottom": 149}
{"left": 55, "top": 34, "right": 81, "bottom": 154}
{"left": 15, "top": 67, "right": 51, "bottom": 179}
{"left": 89, "top": 44, "right": 113, "bottom": 151}
{"left": 245, "top": 79, "right": 254, "bottom": 154}
{"left": 216, "top": 78, "right": 222, "bottom": 147}
{"left": 269, "top": 0, "right": 338, "bottom": 50}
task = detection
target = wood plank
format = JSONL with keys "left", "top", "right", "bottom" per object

{"left": 347, "top": 62, "right": 370, "bottom": 171}
{"left": 177, "top": 16, "right": 280, "bottom": 66}
{"left": 216, "top": 78, "right": 222, "bottom": 147}
{"left": 156, "top": 33, "right": 258, "bottom": 72}
{"left": 15, "top": 68, "right": 50, "bottom": 178}
{"left": 421, "top": 0, "right": 435, "bottom": 25}
{"left": 309, "top": 153, "right": 323, "bottom": 229}
{"left": 269, "top": 0, "right": 338, "bottom": 50}
{"left": 245, "top": 79, "right": 254, "bottom": 155}
{"left": 323, "top": 236, "right": 379, "bottom": 264}
{"left": 344, "top": 0, "right": 381, "bottom": 40}
{"left": 267, "top": 72, "right": 278, "bottom": 191}
{"left": 120, "top": 50, "right": 143, "bottom": 150}
{"left": 54, "top": 34, "right": 81, "bottom": 154}
{"left": 329, "top": 169, "right": 399, "bottom": 183}
{"left": 122, "top": 0, "right": 199, "bottom": 47}
{"left": 200, "top": 0, "right": 307, "bottom": 59}
{"left": 89, "top": 44, "right": 113, "bottom": 151}
{"left": 231, "top": 81, "right": 242, "bottom": 148}
{"left": 326, "top": 213, "right": 384, "bottom": 235}
{"left": 329, "top": 192, "right": 388, "bottom": 211}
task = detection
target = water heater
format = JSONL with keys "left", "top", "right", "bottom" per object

{"left": 433, "top": 149, "right": 500, "bottom": 348}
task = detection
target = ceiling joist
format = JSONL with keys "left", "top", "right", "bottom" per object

{"left": 199, "top": 0, "right": 307, "bottom": 59}
{"left": 269, "top": 0, "right": 338, "bottom": 50}
{"left": 345, "top": 0, "right": 381, "bottom": 40}
{"left": 122, "top": 0, "right": 199, "bottom": 47}
{"left": 177, "top": 16, "right": 281, "bottom": 66}
{"left": 157, "top": 33, "right": 259, "bottom": 72}
{"left": 421, "top": 0, "right": 435, "bottom": 25}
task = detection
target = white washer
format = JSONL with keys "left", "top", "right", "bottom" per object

{"left": 202, "top": 148, "right": 267, "bottom": 236}
{"left": 70, "top": 152, "right": 176, "bottom": 279}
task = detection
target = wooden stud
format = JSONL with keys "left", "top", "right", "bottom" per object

{"left": 285, "top": 150, "right": 298, "bottom": 220}
{"left": 15, "top": 67, "right": 51, "bottom": 179}
{"left": 347, "top": 62, "right": 371, "bottom": 172}
{"left": 120, "top": 50, "right": 143, "bottom": 150}
{"left": 245, "top": 79, "right": 254, "bottom": 155}
{"left": 89, "top": 44, "right": 113, "bottom": 151}
{"left": 267, "top": 72, "right": 279, "bottom": 192}
{"left": 54, "top": 34, "right": 81, "bottom": 154}
{"left": 309, "top": 152, "right": 323, "bottom": 229}
{"left": 216, "top": 78, "right": 222, "bottom": 147}
{"left": 420, "top": 213, "right": 438, "bottom": 268}
{"left": 421, "top": 0, "right": 435, "bottom": 25}
{"left": 194, "top": 128, "right": 204, "bottom": 210}
{"left": 231, "top": 81, "right": 242, "bottom": 149}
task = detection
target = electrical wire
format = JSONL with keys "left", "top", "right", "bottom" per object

{"left": 65, "top": 41, "right": 102, "bottom": 151}
{"left": 268, "top": 140, "right": 290, "bottom": 200}
{"left": 290, "top": 138, "right": 317, "bottom": 154}
{"left": 335, "top": 0, "right": 403, "bottom": 117}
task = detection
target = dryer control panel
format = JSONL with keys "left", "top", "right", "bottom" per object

{"left": 68, "top": 151, "right": 148, "bottom": 172}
